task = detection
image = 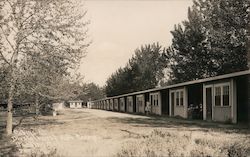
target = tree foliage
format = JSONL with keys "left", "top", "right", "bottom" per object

{"left": 166, "top": 7, "right": 211, "bottom": 83}
{"left": 0, "top": 0, "right": 89, "bottom": 134}
{"left": 77, "top": 83, "right": 105, "bottom": 102}
{"left": 166, "top": 0, "right": 250, "bottom": 83}
{"left": 105, "top": 43, "right": 166, "bottom": 97}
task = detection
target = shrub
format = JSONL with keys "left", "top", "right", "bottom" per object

{"left": 227, "top": 141, "right": 250, "bottom": 157}
{"left": 116, "top": 129, "right": 250, "bottom": 157}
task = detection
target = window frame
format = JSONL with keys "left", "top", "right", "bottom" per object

{"left": 176, "top": 91, "right": 180, "bottom": 106}
{"left": 214, "top": 86, "right": 222, "bottom": 106}
{"left": 150, "top": 92, "right": 160, "bottom": 107}
{"left": 180, "top": 91, "right": 184, "bottom": 106}
{"left": 170, "top": 89, "right": 185, "bottom": 107}
{"left": 213, "top": 83, "right": 230, "bottom": 107}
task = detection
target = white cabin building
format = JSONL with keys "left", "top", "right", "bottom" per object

{"left": 69, "top": 100, "right": 83, "bottom": 109}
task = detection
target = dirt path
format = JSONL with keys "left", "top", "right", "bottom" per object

{"left": 12, "top": 109, "right": 153, "bottom": 156}
{"left": 11, "top": 109, "right": 250, "bottom": 156}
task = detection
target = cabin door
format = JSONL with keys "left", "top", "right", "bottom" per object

{"left": 170, "top": 92, "right": 175, "bottom": 116}
{"left": 205, "top": 87, "right": 212, "bottom": 120}
{"left": 150, "top": 93, "right": 161, "bottom": 115}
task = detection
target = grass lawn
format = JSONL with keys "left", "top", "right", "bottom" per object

{"left": 0, "top": 109, "right": 249, "bottom": 156}
{"left": 0, "top": 112, "right": 18, "bottom": 157}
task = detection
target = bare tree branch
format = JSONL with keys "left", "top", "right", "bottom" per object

{"left": 0, "top": 51, "right": 10, "bottom": 65}
{"left": 0, "top": 26, "right": 15, "bottom": 52}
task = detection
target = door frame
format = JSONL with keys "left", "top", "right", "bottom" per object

{"left": 136, "top": 94, "right": 145, "bottom": 113}
{"left": 169, "top": 90, "right": 175, "bottom": 117}
{"left": 149, "top": 92, "right": 161, "bottom": 115}
{"left": 203, "top": 84, "right": 214, "bottom": 120}
{"left": 127, "top": 96, "right": 133, "bottom": 113}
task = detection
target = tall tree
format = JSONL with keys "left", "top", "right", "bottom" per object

{"left": 130, "top": 43, "right": 166, "bottom": 90}
{"left": 167, "top": 0, "right": 250, "bottom": 83}
{"left": 0, "top": 0, "right": 89, "bottom": 135}
{"left": 166, "top": 7, "right": 211, "bottom": 83}
{"left": 105, "top": 43, "right": 166, "bottom": 96}
{"left": 77, "top": 83, "right": 105, "bottom": 102}
{"left": 196, "top": 0, "right": 250, "bottom": 74}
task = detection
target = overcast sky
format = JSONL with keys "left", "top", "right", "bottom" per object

{"left": 79, "top": 0, "right": 193, "bottom": 86}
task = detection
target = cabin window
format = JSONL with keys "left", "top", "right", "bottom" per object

{"left": 223, "top": 85, "right": 229, "bottom": 106}
{"left": 154, "top": 95, "right": 156, "bottom": 106}
{"left": 180, "top": 91, "right": 184, "bottom": 106}
{"left": 176, "top": 92, "right": 180, "bottom": 106}
{"left": 170, "top": 89, "right": 184, "bottom": 107}
{"left": 153, "top": 95, "right": 155, "bottom": 106}
{"left": 214, "top": 83, "right": 230, "bottom": 107}
{"left": 156, "top": 95, "right": 158, "bottom": 106}
{"left": 150, "top": 93, "right": 159, "bottom": 106}
{"left": 215, "top": 87, "right": 221, "bottom": 106}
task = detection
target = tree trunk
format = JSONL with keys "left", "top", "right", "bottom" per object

{"left": 6, "top": 52, "right": 18, "bottom": 135}
{"left": 6, "top": 81, "right": 15, "bottom": 135}
{"left": 35, "top": 93, "right": 39, "bottom": 115}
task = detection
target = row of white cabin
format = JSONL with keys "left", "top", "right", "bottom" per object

{"left": 91, "top": 70, "right": 250, "bottom": 124}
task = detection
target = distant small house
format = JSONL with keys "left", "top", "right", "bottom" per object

{"left": 69, "top": 100, "right": 83, "bottom": 109}
{"left": 52, "top": 102, "right": 65, "bottom": 111}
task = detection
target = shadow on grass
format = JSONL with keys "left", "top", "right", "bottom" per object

{"left": 106, "top": 115, "right": 250, "bottom": 134}
{"left": 0, "top": 112, "right": 65, "bottom": 156}
{"left": 1, "top": 114, "right": 64, "bottom": 129}
{"left": 14, "top": 116, "right": 65, "bottom": 130}
{"left": 0, "top": 127, "right": 19, "bottom": 157}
